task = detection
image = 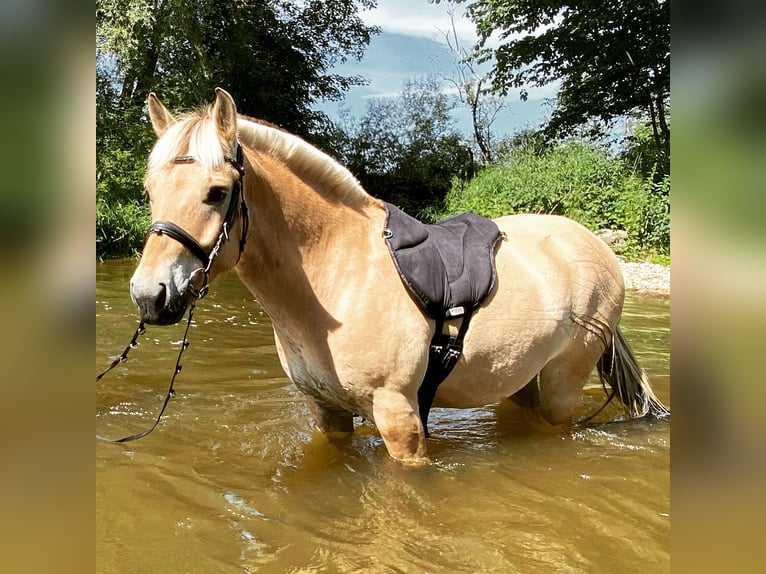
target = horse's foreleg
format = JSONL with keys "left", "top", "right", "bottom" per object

{"left": 306, "top": 396, "right": 354, "bottom": 433}
{"left": 372, "top": 388, "right": 429, "bottom": 464}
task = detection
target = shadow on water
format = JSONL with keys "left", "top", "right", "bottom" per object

{"left": 97, "top": 259, "right": 670, "bottom": 574}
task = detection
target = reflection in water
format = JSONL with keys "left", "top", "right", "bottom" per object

{"left": 97, "top": 260, "right": 669, "bottom": 573}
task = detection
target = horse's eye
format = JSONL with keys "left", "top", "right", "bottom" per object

{"left": 206, "top": 186, "right": 228, "bottom": 204}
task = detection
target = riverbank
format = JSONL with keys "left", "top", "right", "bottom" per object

{"left": 618, "top": 259, "right": 670, "bottom": 297}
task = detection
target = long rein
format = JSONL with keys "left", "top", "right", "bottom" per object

{"left": 96, "top": 142, "right": 249, "bottom": 443}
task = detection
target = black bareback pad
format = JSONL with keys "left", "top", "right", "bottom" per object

{"left": 383, "top": 202, "right": 502, "bottom": 319}
{"left": 382, "top": 202, "right": 503, "bottom": 435}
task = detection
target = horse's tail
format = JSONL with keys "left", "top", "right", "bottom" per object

{"left": 597, "top": 325, "right": 670, "bottom": 419}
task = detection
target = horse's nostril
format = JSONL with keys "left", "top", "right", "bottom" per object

{"left": 157, "top": 282, "right": 167, "bottom": 302}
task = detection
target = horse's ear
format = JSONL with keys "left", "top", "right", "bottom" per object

{"left": 147, "top": 93, "right": 176, "bottom": 137}
{"left": 211, "top": 87, "right": 238, "bottom": 143}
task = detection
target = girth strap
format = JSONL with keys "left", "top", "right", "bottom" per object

{"left": 417, "top": 307, "right": 475, "bottom": 437}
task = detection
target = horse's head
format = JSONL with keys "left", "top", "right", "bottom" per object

{"left": 130, "top": 88, "right": 248, "bottom": 325}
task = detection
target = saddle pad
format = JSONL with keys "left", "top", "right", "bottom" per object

{"left": 383, "top": 202, "right": 503, "bottom": 319}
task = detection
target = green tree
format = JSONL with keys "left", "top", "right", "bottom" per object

{"left": 336, "top": 76, "right": 473, "bottom": 217}
{"left": 466, "top": 0, "right": 669, "bottom": 171}
{"left": 97, "top": 58, "right": 154, "bottom": 257}
{"left": 96, "top": 0, "right": 378, "bottom": 257}
{"left": 622, "top": 111, "right": 671, "bottom": 184}
{"left": 97, "top": 0, "right": 377, "bottom": 135}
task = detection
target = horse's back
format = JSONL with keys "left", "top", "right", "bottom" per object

{"left": 493, "top": 213, "right": 624, "bottom": 312}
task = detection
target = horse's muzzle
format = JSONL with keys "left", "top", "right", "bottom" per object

{"left": 130, "top": 281, "right": 189, "bottom": 325}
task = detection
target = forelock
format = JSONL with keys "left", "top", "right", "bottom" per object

{"left": 148, "top": 107, "right": 233, "bottom": 172}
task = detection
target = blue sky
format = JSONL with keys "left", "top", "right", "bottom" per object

{"left": 314, "top": 0, "right": 558, "bottom": 139}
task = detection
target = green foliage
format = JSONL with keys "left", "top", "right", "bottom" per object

{"left": 97, "top": 65, "right": 153, "bottom": 258}
{"left": 97, "top": 195, "right": 150, "bottom": 259}
{"left": 622, "top": 113, "right": 671, "bottom": 181}
{"left": 435, "top": 141, "right": 669, "bottom": 258}
{"left": 97, "top": 0, "right": 378, "bottom": 257}
{"left": 468, "top": 0, "right": 670, "bottom": 163}
{"left": 96, "top": 0, "right": 377, "bottom": 135}
{"left": 632, "top": 174, "right": 670, "bottom": 256}
{"left": 650, "top": 253, "right": 670, "bottom": 267}
{"left": 335, "top": 76, "right": 473, "bottom": 216}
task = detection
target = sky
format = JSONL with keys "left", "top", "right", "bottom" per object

{"left": 313, "top": 0, "right": 558, "bottom": 139}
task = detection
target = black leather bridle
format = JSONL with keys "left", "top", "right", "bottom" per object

{"left": 96, "top": 141, "right": 250, "bottom": 443}
{"left": 143, "top": 140, "right": 249, "bottom": 270}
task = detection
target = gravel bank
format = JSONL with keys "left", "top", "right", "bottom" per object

{"left": 618, "top": 260, "right": 670, "bottom": 297}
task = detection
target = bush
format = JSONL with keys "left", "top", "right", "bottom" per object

{"left": 96, "top": 89, "right": 153, "bottom": 258}
{"left": 335, "top": 76, "right": 473, "bottom": 217}
{"left": 96, "top": 141, "right": 151, "bottom": 259}
{"left": 433, "top": 141, "right": 669, "bottom": 258}
{"left": 96, "top": 195, "right": 150, "bottom": 259}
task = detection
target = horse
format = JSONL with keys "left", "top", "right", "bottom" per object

{"left": 130, "top": 88, "right": 669, "bottom": 464}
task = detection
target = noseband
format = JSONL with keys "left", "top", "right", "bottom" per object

{"left": 143, "top": 140, "right": 250, "bottom": 273}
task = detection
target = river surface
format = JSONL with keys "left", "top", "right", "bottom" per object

{"left": 96, "top": 259, "right": 670, "bottom": 573}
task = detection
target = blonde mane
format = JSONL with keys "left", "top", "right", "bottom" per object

{"left": 148, "top": 106, "right": 373, "bottom": 206}
{"left": 237, "top": 116, "right": 373, "bottom": 206}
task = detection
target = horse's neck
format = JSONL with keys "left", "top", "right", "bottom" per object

{"left": 236, "top": 151, "right": 382, "bottom": 331}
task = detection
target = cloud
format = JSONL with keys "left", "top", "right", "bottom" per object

{"left": 314, "top": 2, "right": 557, "bottom": 136}
{"left": 360, "top": 83, "right": 462, "bottom": 101}
{"left": 359, "top": 0, "right": 479, "bottom": 48}
{"left": 360, "top": 89, "right": 401, "bottom": 100}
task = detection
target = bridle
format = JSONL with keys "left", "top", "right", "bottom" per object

{"left": 143, "top": 138, "right": 250, "bottom": 286}
{"left": 96, "top": 139, "right": 250, "bottom": 443}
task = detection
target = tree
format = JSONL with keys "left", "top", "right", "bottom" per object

{"left": 97, "top": 0, "right": 378, "bottom": 136}
{"left": 337, "top": 76, "right": 473, "bottom": 217}
{"left": 440, "top": 4, "right": 506, "bottom": 166}
{"left": 466, "top": 0, "right": 669, "bottom": 170}
{"left": 621, "top": 111, "right": 671, "bottom": 184}
{"left": 96, "top": 0, "right": 378, "bottom": 256}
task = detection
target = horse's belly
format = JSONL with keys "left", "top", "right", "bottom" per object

{"left": 430, "top": 318, "right": 573, "bottom": 409}
{"left": 432, "top": 350, "right": 545, "bottom": 408}
{"left": 431, "top": 316, "right": 574, "bottom": 407}
{"left": 428, "top": 244, "right": 575, "bottom": 408}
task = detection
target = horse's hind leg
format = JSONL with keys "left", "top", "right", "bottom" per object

{"left": 538, "top": 344, "right": 603, "bottom": 425}
{"left": 306, "top": 396, "right": 354, "bottom": 433}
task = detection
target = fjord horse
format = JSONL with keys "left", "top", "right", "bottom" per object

{"left": 130, "top": 88, "right": 668, "bottom": 464}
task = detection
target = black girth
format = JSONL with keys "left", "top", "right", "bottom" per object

{"left": 417, "top": 308, "right": 474, "bottom": 437}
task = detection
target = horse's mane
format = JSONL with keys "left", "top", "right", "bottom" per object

{"left": 148, "top": 106, "right": 373, "bottom": 206}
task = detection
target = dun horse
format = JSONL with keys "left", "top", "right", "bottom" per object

{"left": 130, "top": 88, "right": 668, "bottom": 464}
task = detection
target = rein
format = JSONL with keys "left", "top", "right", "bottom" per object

{"left": 96, "top": 140, "right": 248, "bottom": 443}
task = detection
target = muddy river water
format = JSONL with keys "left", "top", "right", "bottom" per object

{"left": 96, "top": 259, "right": 670, "bottom": 573}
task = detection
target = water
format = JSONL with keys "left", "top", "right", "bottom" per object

{"left": 96, "top": 260, "right": 670, "bottom": 573}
